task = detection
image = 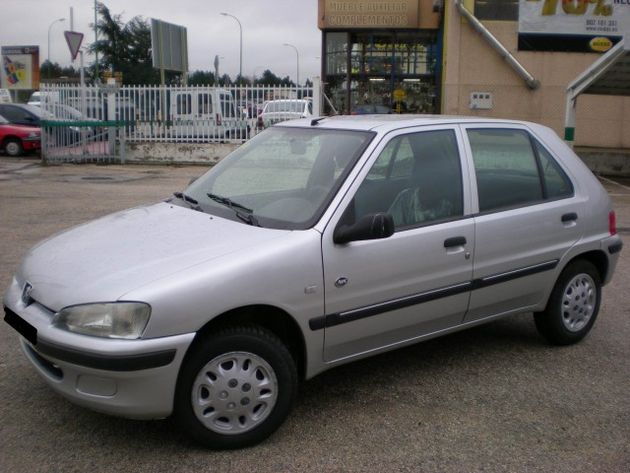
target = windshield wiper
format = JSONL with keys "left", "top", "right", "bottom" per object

{"left": 206, "top": 192, "right": 260, "bottom": 226}
{"left": 173, "top": 192, "right": 202, "bottom": 211}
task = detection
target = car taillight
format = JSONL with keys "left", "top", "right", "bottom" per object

{"left": 609, "top": 211, "right": 617, "bottom": 235}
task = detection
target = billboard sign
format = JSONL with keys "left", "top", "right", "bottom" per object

{"left": 150, "top": 19, "right": 188, "bottom": 72}
{"left": 1, "top": 45, "right": 40, "bottom": 90}
{"left": 519, "top": 0, "right": 630, "bottom": 52}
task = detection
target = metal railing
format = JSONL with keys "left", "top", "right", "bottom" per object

{"left": 40, "top": 82, "right": 316, "bottom": 149}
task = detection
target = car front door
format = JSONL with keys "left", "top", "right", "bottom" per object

{"left": 460, "top": 125, "right": 583, "bottom": 322}
{"left": 320, "top": 126, "right": 475, "bottom": 362}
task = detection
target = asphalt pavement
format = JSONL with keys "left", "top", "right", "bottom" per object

{"left": 0, "top": 156, "right": 628, "bottom": 473}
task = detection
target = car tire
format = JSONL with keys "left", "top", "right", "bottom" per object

{"left": 173, "top": 325, "right": 298, "bottom": 449}
{"left": 4, "top": 138, "right": 24, "bottom": 157}
{"left": 534, "top": 260, "right": 601, "bottom": 345}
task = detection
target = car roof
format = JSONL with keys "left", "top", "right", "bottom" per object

{"left": 277, "top": 114, "right": 542, "bottom": 133}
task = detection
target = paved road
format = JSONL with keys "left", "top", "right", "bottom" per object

{"left": 1, "top": 157, "right": 628, "bottom": 473}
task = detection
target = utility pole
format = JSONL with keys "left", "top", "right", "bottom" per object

{"left": 94, "top": 0, "right": 99, "bottom": 82}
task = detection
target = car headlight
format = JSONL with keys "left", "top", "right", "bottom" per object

{"left": 52, "top": 302, "right": 151, "bottom": 339}
{"left": 27, "top": 132, "right": 40, "bottom": 139}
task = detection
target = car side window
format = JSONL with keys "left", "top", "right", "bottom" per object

{"left": 467, "top": 129, "right": 543, "bottom": 212}
{"left": 198, "top": 94, "right": 212, "bottom": 115}
{"left": 534, "top": 140, "right": 574, "bottom": 199}
{"left": 221, "top": 95, "right": 236, "bottom": 118}
{"left": 353, "top": 129, "right": 464, "bottom": 229}
{"left": 0, "top": 105, "right": 25, "bottom": 123}
{"left": 177, "top": 94, "right": 192, "bottom": 115}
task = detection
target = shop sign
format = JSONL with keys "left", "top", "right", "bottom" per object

{"left": 518, "top": 0, "right": 630, "bottom": 52}
{"left": 1, "top": 46, "right": 40, "bottom": 90}
{"left": 321, "top": 0, "right": 419, "bottom": 28}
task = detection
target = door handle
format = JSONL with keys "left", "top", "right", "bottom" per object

{"left": 561, "top": 212, "right": 578, "bottom": 223}
{"left": 444, "top": 236, "right": 467, "bottom": 248}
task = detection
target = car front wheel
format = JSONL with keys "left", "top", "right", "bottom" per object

{"left": 534, "top": 260, "right": 601, "bottom": 345}
{"left": 4, "top": 138, "right": 24, "bottom": 157}
{"left": 174, "top": 325, "right": 298, "bottom": 449}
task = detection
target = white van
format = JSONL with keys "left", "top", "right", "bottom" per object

{"left": 169, "top": 88, "right": 248, "bottom": 140}
{"left": 0, "top": 89, "right": 12, "bottom": 103}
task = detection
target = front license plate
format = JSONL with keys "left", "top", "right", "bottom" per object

{"left": 3, "top": 308, "right": 37, "bottom": 345}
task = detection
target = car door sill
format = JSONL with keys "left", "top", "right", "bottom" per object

{"left": 324, "top": 306, "right": 538, "bottom": 366}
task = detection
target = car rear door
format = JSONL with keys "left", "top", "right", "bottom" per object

{"left": 171, "top": 92, "right": 194, "bottom": 138}
{"left": 320, "top": 125, "right": 475, "bottom": 362}
{"left": 196, "top": 91, "right": 215, "bottom": 136}
{"left": 460, "top": 124, "right": 583, "bottom": 322}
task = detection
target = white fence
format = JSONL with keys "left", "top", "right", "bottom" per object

{"left": 40, "top": 82, "right": 318, "bottom": 149}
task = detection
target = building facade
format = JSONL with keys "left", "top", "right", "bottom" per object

{"left": 318, "top": 0, "right": 630, "bottom": 148}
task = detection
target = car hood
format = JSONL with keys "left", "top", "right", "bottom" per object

{"left": 18, "top": 202, "right": 289, "bottom": 311}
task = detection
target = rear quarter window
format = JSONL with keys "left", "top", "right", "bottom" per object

{"left": 534, "top": 140, "right": 574, "bottom": 199}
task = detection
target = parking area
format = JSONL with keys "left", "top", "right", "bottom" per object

{"left": 0, "top": 156, "right": 628, "bottom": 473}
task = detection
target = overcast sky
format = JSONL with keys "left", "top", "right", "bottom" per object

{"left": 0, "top": 0, "right": 322, "bottom": 82}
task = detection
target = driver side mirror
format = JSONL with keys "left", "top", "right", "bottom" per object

{"left": 333, "top": 213, "right": 395, "bottom": 244}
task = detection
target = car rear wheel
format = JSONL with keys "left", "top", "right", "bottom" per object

{"left": 174, "top": 325, "right": 298, "bottom": 449}
{"left": 534, "top": 260, "right": 601, "bottom": 345}
{"left": 4, "top": 138, "right": 24, "bottom": 157}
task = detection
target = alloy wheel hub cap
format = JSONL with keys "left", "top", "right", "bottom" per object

{"left": 561, "top": 273, "right": 596, "bottom": 332}
{"left": 191, "top": 351, "right": 278, "bottom": 435}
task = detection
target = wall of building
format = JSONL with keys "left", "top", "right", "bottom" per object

{"left": 125, "top": 142, "right": 237, "bottom": 165}
{"left": 442, "top": 2, "right": 630, "bottom": 148}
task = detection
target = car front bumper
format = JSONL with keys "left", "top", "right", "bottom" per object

{"left": 22, "top": 138, "right": 41, "bottom": 151}
{"left": 3, "top": 278, "right": 195, "bottom": 420}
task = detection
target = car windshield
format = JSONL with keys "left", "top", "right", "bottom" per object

{"left": 185, "top": 127, "right": 374, "bottom": 229}
{"left": 51, "top": 104, "right": 84, "bottom": 120}
{"left": 22, "top": 105, "right": 44, "bottom": 118}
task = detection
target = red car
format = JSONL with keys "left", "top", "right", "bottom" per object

{"left": 0, "top": 114, "right": 41, "bottom": 156}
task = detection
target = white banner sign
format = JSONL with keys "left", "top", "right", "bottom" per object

{"left": 519, "top": 0, "right": 630, "bottom": 37}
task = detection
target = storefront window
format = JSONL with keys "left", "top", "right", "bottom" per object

{"left": 323, "top": 30, "right": 439, "bottom": 115}
{"left": 326, "top": 32, "right": 348, "bottom": 75}
{"left": 475, "top": 0, "right": 518, "bottom": 21}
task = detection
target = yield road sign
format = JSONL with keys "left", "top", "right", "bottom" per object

{"left": 64, "top": 31, "right": 84, "bottom": 61}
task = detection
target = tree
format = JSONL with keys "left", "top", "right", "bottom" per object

{"left": 40, "top": 61, "right": 80, "bottom": 82}
{"left": 40, "top": 60, "right": 63, "bottom": 80}
{"left": 218, "top": 74, "right": 233, "bottom": 86}
{"left": 88, "top": 2, "right": 165, "bottom": 84}
{"left": 254, "top": 69, "right": 294, "bottom": 87}
{"left": 188, "top": 70, "right": 216, "bottom": 86}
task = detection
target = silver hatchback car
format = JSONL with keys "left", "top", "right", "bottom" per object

{"left": 3, "top": 116, "right": 622, "bottom": 449}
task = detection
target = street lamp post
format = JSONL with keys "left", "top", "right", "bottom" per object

{"left": 220, "top": 12, "right": 242, "bottom": 81}
{"left": 283, "top": 43, "right": 300, "bottom": 87}
{"left": 47, "top": 17, "right": 66, "bottom": 79}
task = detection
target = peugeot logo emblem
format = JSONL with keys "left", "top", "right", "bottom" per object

{"left": 21, "top": 282, "right": 34, "bottom": 306}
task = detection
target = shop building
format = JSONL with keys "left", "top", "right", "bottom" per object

{"left": 318, "top": 0, "right": 630, "bottom": 148}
